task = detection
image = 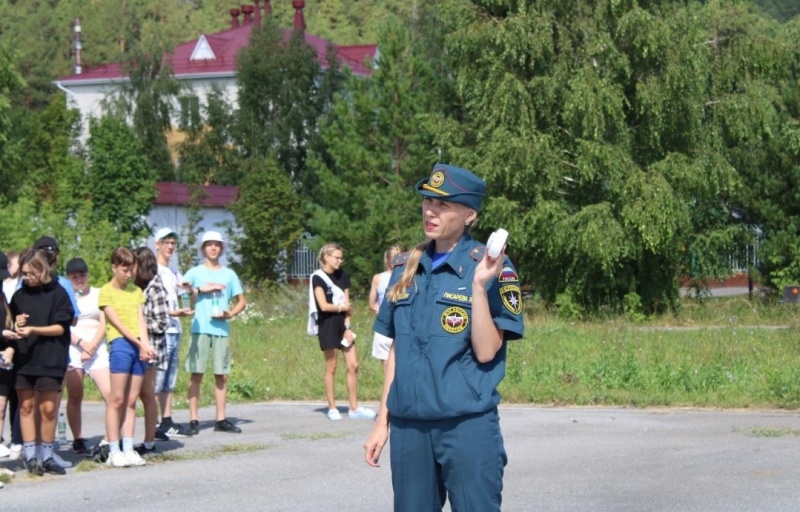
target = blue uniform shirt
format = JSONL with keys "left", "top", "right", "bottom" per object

{"left": 374, "top": 233, "right": 524, "bottom": 421}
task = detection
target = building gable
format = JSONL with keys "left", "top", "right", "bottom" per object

{"left": 190, "top": 35, "right": 217, "bottom": 61}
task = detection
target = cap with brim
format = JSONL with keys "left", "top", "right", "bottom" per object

{"left": 154, "top": 227, "right": 178, "bottom": 242}
{"left": 200, "top": 231, "right": 225, "bottom": 247}
{"left": 415, "top": 163, "right": 486, "bottom": 212}
{"left": 33, "top": 236, "right": 59, "bottom": 252}
{"left": 0, "top": 252, "right": 10, "bottom": 281}
{"left": 66, "top": 258, "right": 89, "bottom": 274}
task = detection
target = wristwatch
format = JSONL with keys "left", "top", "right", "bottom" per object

{"left": 344, "top": 324, "right": 351, "bottom": 331}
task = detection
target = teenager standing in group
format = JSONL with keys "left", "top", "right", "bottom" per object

{"left": 153, "top": 227, "right": 193, "bottom": 439}
{"left": 364, "top": 164, "right": 525, "bottom": 511}
{"left": 368, "top": 245, "right": 403, "bottom": 372}
{"left": 132, "top": 247, "right": 170, "bottom": 456}
{"left": 182, "top": 231, "right": 247, "bottom": 434}
{"left": 99, "top": 247, "right": 155, "bottom": 467}
{"left": 310, "top": 244, "right": 376, "bottom": 421}
{"left": 0, "top": 251, "right": 18, "bottom": 460}
{"left": 5, "top": 249, "right": 74, "bottom": 476}
{"left": 64, "top": 257, "right": 111, "bottom": 454}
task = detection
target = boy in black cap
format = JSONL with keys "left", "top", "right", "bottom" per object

{"left": 33, "top": 236, "right": 80, "bottom": 325}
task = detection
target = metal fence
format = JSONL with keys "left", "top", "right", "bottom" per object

{"left": 289, "top": 233, "right": 319, "bottom": 279}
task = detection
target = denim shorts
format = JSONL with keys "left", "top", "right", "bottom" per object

{"left": 108, "top": 337, "right": 146, "bottom": 377}
{"left": 155, "top": 332, "right": 181, "bottom": 393}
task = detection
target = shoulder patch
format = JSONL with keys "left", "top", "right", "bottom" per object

{"left": 500, "top": 284, "right": 523, "bottom": 315}
{"left": 498, "top": 266, "right": 519, "bottom": 283}
{"left": 471, "top": 246, "right": 486, "bottom": 262}
{"left": 391, "top": 252, "right": 410, "bottom": 267}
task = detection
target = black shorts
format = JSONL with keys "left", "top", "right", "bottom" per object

{"left": 15, "top": 374, "right": 63, "bottom": 392}
{"left": 317, "top": 314, "right": 346, "bottom": 351}
{"left": 0, "top": 367, "right": 14, "bottom": 397}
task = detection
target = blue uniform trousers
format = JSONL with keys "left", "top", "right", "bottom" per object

{"left": 390, "top": 408, "right": 506, "bottom": 512}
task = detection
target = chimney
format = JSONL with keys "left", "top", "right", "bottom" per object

{"left": 254, "top": 0, "right": 261, "bottom": 28}
{"left": 230, "top": 8, "right": 241, "bottom": 29}
{"left": 73, "top": 17, "right": 82, "bottom": 75}
{"left": 241, "top": 4, "right": 254, "bottom": 25}
{"left": 264, "top": 0, "right": 272, "bottom": 17}
{"left": 292, "top": 1, "right": 306, "bottom": 32}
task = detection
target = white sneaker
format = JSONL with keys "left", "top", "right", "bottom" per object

{"left": 327, "top": 408, "right": 342, "bottom": 421}
{"left": 124, "top": 450, "right": 146, "bottom": 467}
{"left": 348, "top": 407, "right": 377, "bottom": 420}
{"left": 0, "top": 443, "right": 10, "bottom": 458}
{"left": 8, "top": 444, "right": 22, "bottom": 460}
{"left": 52, "top": 451, "right": 73, "bottom": 468}
{"left": 106, "top": 451, "right": 131, "bottom": 468}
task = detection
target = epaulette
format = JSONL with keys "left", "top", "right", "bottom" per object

{"left": 470, "top": 246, "right": 486, "bottom": 262}
{"left": 391, "top": 252, "right": 410, "bottom": 267}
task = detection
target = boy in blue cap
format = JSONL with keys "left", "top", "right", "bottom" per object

{"left": 364, "top": 163, "right": 525, "bottom": 511}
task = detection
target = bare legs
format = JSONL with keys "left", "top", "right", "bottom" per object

{"left": 324, "top": 346, "right": 361, "bottom": 411}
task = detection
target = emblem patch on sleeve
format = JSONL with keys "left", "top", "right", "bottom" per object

{"left": 499, "top": 266, "right": 519, "bottom": 283}
{"left": 500, "top": 285, "right": 523, "bottom": 315}
{"left": 441, "top": 306, "right": 469, "bottom": 334}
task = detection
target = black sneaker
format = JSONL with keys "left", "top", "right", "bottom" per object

{"left": 26, "top": 458, "right": 43, "bottom": 477}
{"left": 154, "top": 429, "right": 170, "bottom": 442}
{"left": 164, "top": 422, "right": 192, "bottom": 438}
{"left": 72, "top": 438, "right": 89, "bottom": 454}
{"left": 41, "top": 457, "right": 66, "bottom": 475}
{"left": 133, "top": 443, "right": 156, "bottom": 457}
{"left": 187, "top": 420, "right": 200, "bottom": 436}
{"left": 214, "top": 419, "right": 242, "bottom": 433}
{"left": 90, "top": 442, "right": 110, "bottom": 464}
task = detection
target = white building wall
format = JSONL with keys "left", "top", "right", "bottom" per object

{"left": 146, "top": 204, "right": 239, "bottom": 268}
{"left": 59, "top": 74, "right": 239, "bottom": 143}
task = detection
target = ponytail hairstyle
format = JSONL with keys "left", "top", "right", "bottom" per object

{"left": 383, "top": 245, "right": 404, "bottom": 272}
{"left": 318, "top": 243, "right": 344, "bottom": 265}
{"left": 133, "top": 247, "right": 158, "bottom": 291}
{"left": 387, "top": 242, "right": 427, "bottom": 302}
{"left": 2, "top": 293, "right": 11, "bottom": 330}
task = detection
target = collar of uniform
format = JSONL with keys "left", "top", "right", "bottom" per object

{"left": 422, "top": 234, "right": 474, "bottom": 279}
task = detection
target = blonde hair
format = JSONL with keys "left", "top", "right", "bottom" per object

{"left": 19, "top": 248, "right": 54, "bottom": 285}
{"left": 318, "top": 243, "right": 343, "bottom": 264}
{"left": 383, "top": 245, "right": 403, "bottom": 271}
{"left": 387, "top": 242, "right": 427, "bottom": 302}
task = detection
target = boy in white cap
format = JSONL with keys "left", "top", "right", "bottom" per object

{"left": 182, "top": 231, "right": 247, "bottom": 434}
{"left": 152, "top": 227, "right": 193, "bottom": 439}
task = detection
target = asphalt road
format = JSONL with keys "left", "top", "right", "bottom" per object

{"left": 2, "top": 402, "right": 800, "bottom": 511}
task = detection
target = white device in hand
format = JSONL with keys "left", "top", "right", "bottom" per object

{"left": 486, "top": 229, "right": 508, "bottom": 259}
{"left": 341, "top": 332, "right": 356, "bottom": 348}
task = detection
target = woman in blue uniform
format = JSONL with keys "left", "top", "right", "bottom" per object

{"left": 364, "top": 164, "right": 525, "bottom": 511}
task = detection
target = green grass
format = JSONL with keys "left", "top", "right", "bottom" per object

{"left": 746, "top": 427, "right": 800, "bottom": 438}
{"left": 75, "top": 287, "right": 800, "bottom": 410}
{"left": 73, "top": 443, "right": 272, "bottom": 471}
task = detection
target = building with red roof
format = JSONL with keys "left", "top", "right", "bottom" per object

{"left": 55, "top": 0, "right": 377, "bottom": 141}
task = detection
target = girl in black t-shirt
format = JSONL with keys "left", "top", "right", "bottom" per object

{"left": 311, "top": 243, "right": 375, "bottom": 421}
{"left": 7, "top": 249, "right": 73, "bottom": 476}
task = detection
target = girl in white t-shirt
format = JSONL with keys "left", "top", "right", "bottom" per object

{"left": 64, "top": 258, "right": 111, "bottom": 454}
{"left": 368, "top": 245, "right": 403, "bottom": 370}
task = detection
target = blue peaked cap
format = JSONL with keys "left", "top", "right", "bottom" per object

{"left": 414, "top": 163, "right": 486, "bottom": 211}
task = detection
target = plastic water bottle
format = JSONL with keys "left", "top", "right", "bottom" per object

{"left": 180, "top": 290, "right": 191, "bottom": 310}
{"left": 212, "top": 291, "right": 221, "bottom": 316}
{"left": 57, "top": 411, "right": 67, "bottom": 442}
